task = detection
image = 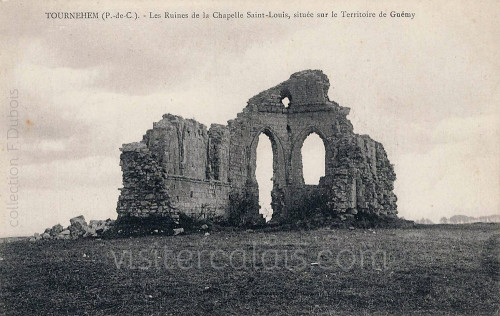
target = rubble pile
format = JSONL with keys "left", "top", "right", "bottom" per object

{"left": 29, "top": 215, "right": 115, "bottom": 242}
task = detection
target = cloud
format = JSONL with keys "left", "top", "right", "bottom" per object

{"left": 395, "top": 114, "right": 500, "bottom": 221}
{"left": 21, "top": 156, "right": 121, "bottom": 190}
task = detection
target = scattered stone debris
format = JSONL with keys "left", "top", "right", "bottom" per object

{"left": 28, "top": 215, "right": 115, "bottom": 242}
{"left": 173, "top": 228, "right": 184, "bottom": 236}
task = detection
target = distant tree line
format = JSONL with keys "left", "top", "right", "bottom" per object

{"left": 439, "top": 214, "right": 500, "bottom": 224}
{"left": 414, "top": 215, "right": 500, "bottom": 225}
{"left": 415, "top": 218, "right": 434, "bottom": 224}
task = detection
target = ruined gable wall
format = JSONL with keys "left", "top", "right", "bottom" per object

{"left": 116, "top": 70, "right": 398, "bottom": 224}
{"left": 226, "top": 70, "right": 397, "bottom": 222}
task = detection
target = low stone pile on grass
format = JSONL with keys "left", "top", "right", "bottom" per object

{"left": 27, "top": 213, "right": 216, "bottom": 241}
{"left": 29, "top": 215, "right": 115, "bottom": 242}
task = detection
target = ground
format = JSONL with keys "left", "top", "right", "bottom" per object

{"left": 0, "top": 224, "right": 498, "bottom": 315}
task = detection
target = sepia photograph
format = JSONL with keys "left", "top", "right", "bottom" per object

{"left": 1, "top": 0, "right": 499, "bottom": 314}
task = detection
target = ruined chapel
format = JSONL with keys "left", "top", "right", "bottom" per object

{"left": 116, "top": 70, "right": 397, "bottom": 225}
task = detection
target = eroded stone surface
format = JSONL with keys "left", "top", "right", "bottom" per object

{"left": 116, "top": 70, "right": 397, "bottom": 224}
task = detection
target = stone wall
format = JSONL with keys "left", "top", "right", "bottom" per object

{"left": 116, "top": 142, "right": 179, "bottom": 219}
{"left": 165, "top": 176, "right": 231, "bottom": 219}
{"left": 116, "top": 70, "right": 398, "bottom": 225}
{"left": 117, "top": 116, "right": 233, "bottom": 220}
{"left": 142, "top": 114, "right": 209, "bottom": 179}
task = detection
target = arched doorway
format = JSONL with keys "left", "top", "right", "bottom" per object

{"left": 301, "top": 133, "right": 326, "bottom": 184}
{"left": 248, "top": 128, "right": 286, "bottom": 222}
{"left": 256, "top": 134, "right": 273, "bottom": 221}
{"left": 290, "top": 127, "right": 329, "bottom": 185}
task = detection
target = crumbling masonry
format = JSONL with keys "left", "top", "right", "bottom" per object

{"left": 116, "top": 70, "right": 397, "bottom": 225}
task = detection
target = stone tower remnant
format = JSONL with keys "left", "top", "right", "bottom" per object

{"left": 116, "top": 70, "right": 397, "bottom": 225}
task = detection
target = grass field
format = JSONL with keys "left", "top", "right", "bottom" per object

{"left": 0, "top": 224, "right": 498, "bottom": 315}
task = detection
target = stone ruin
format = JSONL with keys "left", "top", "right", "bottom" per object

{"left": 116, "top": 70, "right": 398, "bottom": 227}
{"left": 30, "top": 215, "right": 115, "bottom": 241}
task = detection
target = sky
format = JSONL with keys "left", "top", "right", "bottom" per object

{"left": 1, "top": 0, "right": 499, "bottom": 237}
